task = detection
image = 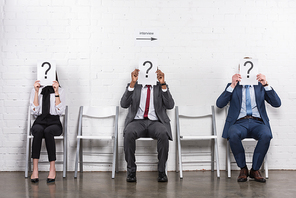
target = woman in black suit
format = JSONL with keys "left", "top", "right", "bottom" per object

{"left": 29, "top": 79, "right": 66, "bottom": 183}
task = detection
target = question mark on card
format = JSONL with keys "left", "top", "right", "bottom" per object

{"left": 42, "top": 62, "right": 51, "bottom": 79}
{"left": 244, "top": 61, "right": 253, "bottom": 78}
{"left": 143, "top": 61, "right": 153, "bottom": 78}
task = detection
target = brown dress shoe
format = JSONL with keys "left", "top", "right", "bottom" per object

{"left": 250, "top": 169, "right": 266, "bottom": 183}
{"left": 237, "top": 167, "right": 249, "bottom": 182}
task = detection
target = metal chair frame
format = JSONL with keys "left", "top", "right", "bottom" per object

{"left": 175, "top": 105, "right": 220, "bottom": 179}
{"left": 74, "top": 106, "right": 119, "bottom": 179}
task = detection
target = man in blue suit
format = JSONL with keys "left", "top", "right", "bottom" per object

{"left": 216, "top": 72, "right": 281, "bottom": 182}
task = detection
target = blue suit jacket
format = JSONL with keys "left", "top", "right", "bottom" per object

{"left": 216, "top": 82, "right": 281, "bottom": 139}
{"left": 120, "top": 82, "right": 175, "bottom": 140}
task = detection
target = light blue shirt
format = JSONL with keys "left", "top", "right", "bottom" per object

{"left": 226, "top": 84, "right": 272, "bottom": 120}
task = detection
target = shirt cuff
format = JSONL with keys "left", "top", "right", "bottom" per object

{"left": 128, "top": 86, "right": 134, "bottom": 91}
{"left": 226, "top": 85, "right": 234, "bottom": 93}
{"left": 56, "top": 103, "right": 63, "bottom": 109}
{"left": 162, "top": 88, "right": 167, "bottom": 92}
{"left": 31, "top": 104, "right": 40, "bottom": 115}
{"left": 264, "top": 85, "right": 272, "bottom": 91}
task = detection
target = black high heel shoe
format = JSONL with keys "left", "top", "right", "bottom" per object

{"left": 31, "top": 178, "right": 39, "bottom": 183}
{"left": 47, "top": 178, "right": 55, "bottom": 183}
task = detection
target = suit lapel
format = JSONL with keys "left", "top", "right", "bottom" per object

{"left": 153, "top": 84, "right": 158, "bottom": 108}
{"left": 235, "top": 83, "right": 242, "bottom": 106}
{"left": 254, "top": 83, "right": 261, "bottom": 107}
{"left": 134, "top": 84, "right": 142, "bottom": 108}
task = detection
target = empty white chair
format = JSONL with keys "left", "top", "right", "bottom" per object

{"left": 175, "top": 105, "right": 220, "bottom": 179}
{"left": 25, "top": 106, "right": 68, "bottom": 178}
{"left": 226, "top": 139, "right": 268, "bottom": 178}
{"left": 74, "top": 106, "right": 119, "bottom": 179}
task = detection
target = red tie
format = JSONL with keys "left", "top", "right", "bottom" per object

{"left": 144, "top": 85, "right": 151, "bottom": 119}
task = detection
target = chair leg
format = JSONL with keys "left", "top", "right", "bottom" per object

{"left": 80, "top": 140, "right": 83, "bottom": 173}
{"left": 111, "top": 137, "right": 117, "bottom": 179}
{"left": 214, "top": 138, "right": 220, "bottom": 178}
{"left": 176, "top": 139, "right": 179, "bottom": 173}
{"left": 74, "top": 138, "right": 81, "bottom": 178}
{"left": 116, "top": 138, "right": 119, "bottom": 173}
{"left": 165, "top": 162, "right": 168, "bottom": 175}
{"left": 175, "top": 151, "right": 179, "bottom": 173}
{"left": 63, "top": 138, "right": 67, "bottom": 178}
{"left": 227, "top": 141, "right": 231, "bottom": 178}
{"left": 211, "top": 139, "right": 214, "bottom": 172}
{"left": 25, "top": 138, "right": 30, "bottom": 178}
{"left": 178, "top": 141, "right": 183, "bottom": 179}
{"left": 264, "top": 155, "right": 268, "bottom": 179}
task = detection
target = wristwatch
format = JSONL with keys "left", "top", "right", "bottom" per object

{"left": 161, "top": 82, "right": 166, "bottom": 86}
{"left": 55, "top": 95, "right": 60, "bottom": 97}
{"left": 263, "top": 81, "right": 269, "bottom": 87}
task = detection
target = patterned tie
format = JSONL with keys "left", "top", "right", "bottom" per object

{"left": 245, "top": 85, "right": 252, "bottom": 116}
{"left": 144, "top": 85, "right": 151, "bottom": 119}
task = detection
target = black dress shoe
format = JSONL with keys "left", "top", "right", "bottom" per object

{"left": 47, "top": 178, "right": 55, "bottom": 183}
{"left": 126, "top": 172, "right": 137, "bottom": 182}
{"left": 158, "top": 172, "right": 168, "bottom": 182}
{"left": 31, "top": 178, "right": 39, "bottom": 183}
{"left": 237, "top": 167, "right": 248, "bottom": 182}
{"left": 250, "top": 168, "right": 266, "bottom": 183}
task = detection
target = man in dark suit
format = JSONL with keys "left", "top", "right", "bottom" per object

{"left": 120, "top": 69, "right": 174, "bottom": 182}
{"left": 216, "top": 73, "right": 281, "bottom": 182}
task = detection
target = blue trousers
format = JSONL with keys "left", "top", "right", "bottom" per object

{"left": 228, "top": 118, "right": 272, "bottom": 170}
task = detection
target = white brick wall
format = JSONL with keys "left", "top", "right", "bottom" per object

{"left": 1, "top": 0, "right": 296, "bottom": 172}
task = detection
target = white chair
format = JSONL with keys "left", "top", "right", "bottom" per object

{"left": 226, "top": 139, "right": 268, "bottom": 178}
{"left": 175, "top": 105, "right": 220, "bottom": 179}
{"left": 25, "top": 106, "right": 68, "bottom": 178}
{"left": 134, "top": 138, "right": 168, "bottom": 173}
{"left": 74, "top": 106, "right": 119, "bottom": 179}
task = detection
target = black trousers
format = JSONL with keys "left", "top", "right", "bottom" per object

{"left": 124, "top": 119, "right": 169, "bottom": 173}
{"left": 31, "top": 124, "right": 62, "bottom": 162}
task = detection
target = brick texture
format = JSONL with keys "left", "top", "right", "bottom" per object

{"left": 0, "top": 0, "right": 295, "bottom": 171}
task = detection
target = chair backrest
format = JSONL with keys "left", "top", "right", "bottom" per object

{"left": 82, "top": 106, "right": 118, "bottom": 118}
{"left": 27, "top": 106, "right": 68, "bottom": 137}
{"left": 77, "top": 106, "right": 119, "bottom": 137}
{"left": 177, "top": 105, "right": 213, "bottom": 118}
{"left": 176, "top": 105, "right": 217, "bottom": 136}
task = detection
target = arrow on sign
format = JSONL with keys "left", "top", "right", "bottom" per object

{"left": 136, "top": 37, "right": 157, "bottom": 41}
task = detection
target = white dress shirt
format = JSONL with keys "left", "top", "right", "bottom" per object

{"left": 128, "top": 85, "right": 167, "bottom": 120}
{"left": 30, "top": 87, "right": 66, "bottom": 118}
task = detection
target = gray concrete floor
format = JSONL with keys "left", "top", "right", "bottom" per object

{"left": 0, "top": 171, "right": 295, "bottom": 198}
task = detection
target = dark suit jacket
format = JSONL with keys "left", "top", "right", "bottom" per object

{"left": 216, "top": 82, "right": 281, "bottom": 139}
{"left": 120, "top": 82, "right": 175, "bottom": 140}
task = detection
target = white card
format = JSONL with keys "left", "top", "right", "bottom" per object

{"left": 239, "top": 59, "right": 258, "bottom": 85}
{"left": 37, "top": 60, "right": 56, "bottom": 86}
{"left": 137, "top": 59, "right": 157, "bottom": 86}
